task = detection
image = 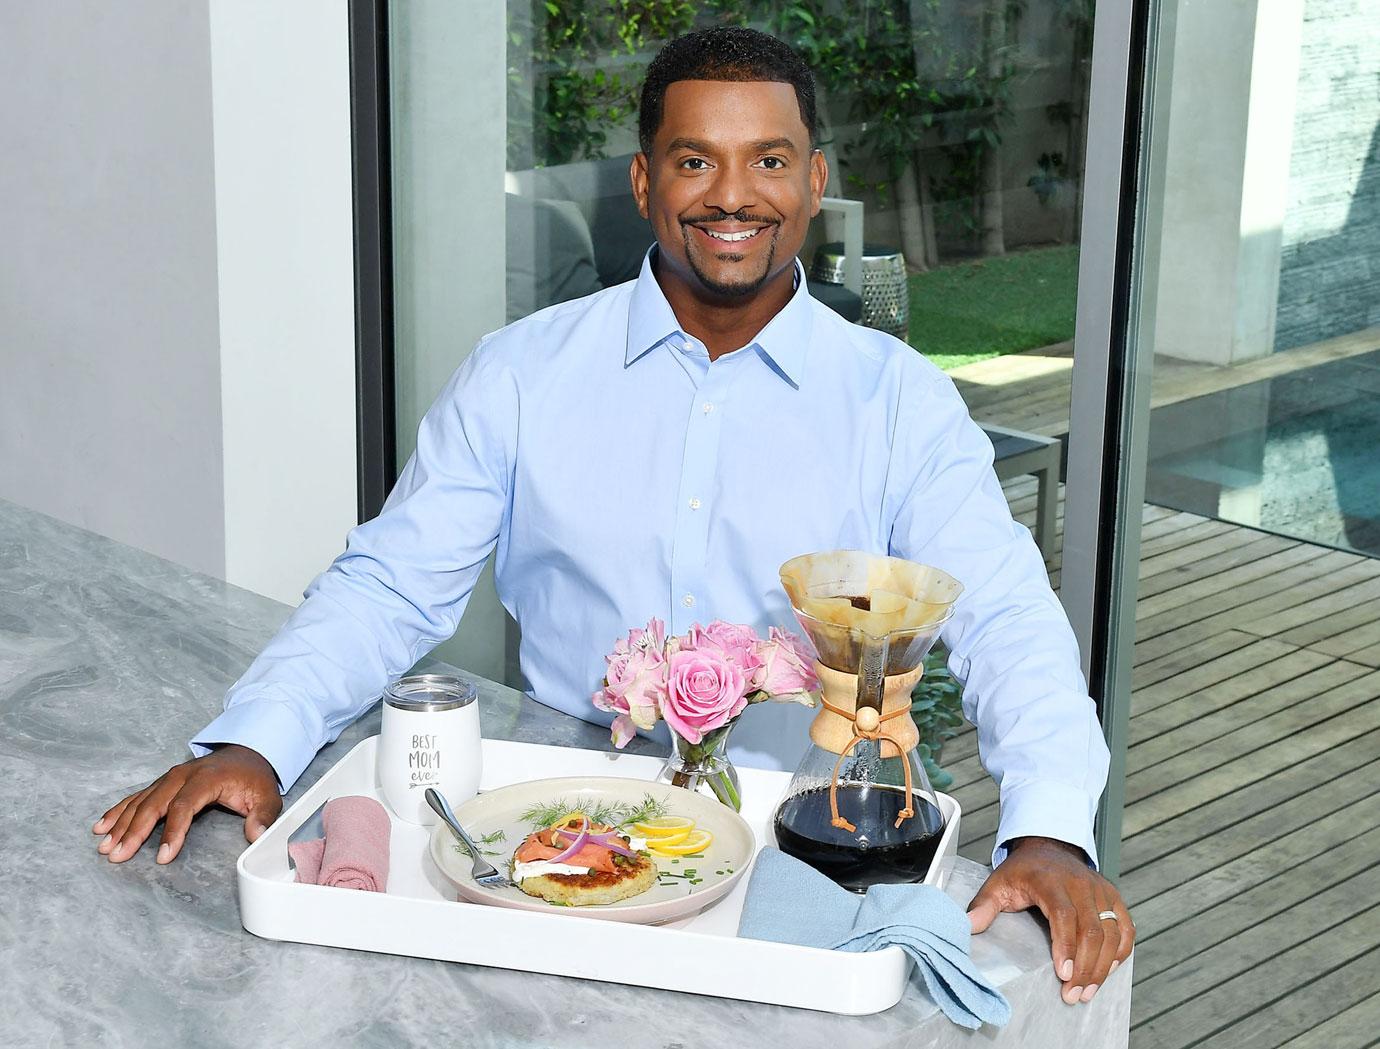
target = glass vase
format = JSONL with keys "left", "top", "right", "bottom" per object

{"left": 656, "top": 720, "right": 742, "bottom": 811}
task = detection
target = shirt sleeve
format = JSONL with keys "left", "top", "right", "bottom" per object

{"left": 190, "top": 338, "right": 518, "bottom": 792}
{"left": 886, "top": 366, "right": 1109, "bottom": 870}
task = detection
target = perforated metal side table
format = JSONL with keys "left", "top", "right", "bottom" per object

{"left": 812, "top": 242, "right": 909, "bottom": 339}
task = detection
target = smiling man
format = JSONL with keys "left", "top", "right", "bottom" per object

{"left": 94, "top": 27, "right": 1132, "bottom": 1004}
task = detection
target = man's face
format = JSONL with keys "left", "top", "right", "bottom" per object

{"left": 631, "top": 80, "right": 826, "bottom": 301}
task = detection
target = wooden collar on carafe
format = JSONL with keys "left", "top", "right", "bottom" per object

{"left": 818, "top": 697, "right": 918, "bottom": 833}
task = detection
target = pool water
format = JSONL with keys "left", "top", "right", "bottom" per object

{"left": 1147, "top": 351, "right": 1380, "bottom": 557}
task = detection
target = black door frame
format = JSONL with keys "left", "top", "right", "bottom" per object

{"left": 348, "top": 0, "right": 396, "bottom": 522}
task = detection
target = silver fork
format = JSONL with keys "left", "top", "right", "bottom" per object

{"left": 425, "top": 787, "right": 514, "bottom": 889}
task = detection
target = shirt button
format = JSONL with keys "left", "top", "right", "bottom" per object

{"left": 689, "top": 498, "right": 702, "bottom": 511}
{"left": 702, "top": 402, "right": 714, "bottom": 414}
{"left": 682, "top": 594, "right": 695, "bottom": 607}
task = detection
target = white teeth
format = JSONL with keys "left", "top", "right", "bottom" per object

{"left": 704, "top": 228, "right": 760, "bottom": 242}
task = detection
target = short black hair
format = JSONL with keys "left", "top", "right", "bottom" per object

{"left": 638, "top": 27, "right": 818, "bottom": 155}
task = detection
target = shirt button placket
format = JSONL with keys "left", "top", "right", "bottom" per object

{"left": 670, "top": 373, "right": 725, "bottom": 633}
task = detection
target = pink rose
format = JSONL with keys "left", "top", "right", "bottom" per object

{"left": 685, "top": 621, "right": 763, "bottom": 682}
{"left": 751, "top": 627, "right": 820, "bottom": 701}
{"left": 662, "top": 648, "right": 748, "bottom": 744}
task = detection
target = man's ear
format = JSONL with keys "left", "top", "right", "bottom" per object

{"left": 630, "top": 152, "right": 651, "bottom": 220}
{"left": 809, "top": 148, "right": 828, "bottom": 218}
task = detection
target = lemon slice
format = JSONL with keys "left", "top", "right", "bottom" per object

{"left": 640, "top": 825, "right": 691, "bottom": 847}
{"left": 633, "top": 816, "right": 695, "bottom": 839}
{"left": 648, "top": 829, "right": 714, "bottom": 856}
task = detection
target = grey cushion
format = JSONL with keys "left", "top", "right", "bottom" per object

{"left": 504, "top": 194, "right": 603, "bottom": 323}
{"left": 587, "top": 190, "right": 655, "bottom": 287}
{"left": 809, "top": 281, "right": 864, "bottom": 323}
{"left": 508, "top": 155, "right": 653, "bottom": 289}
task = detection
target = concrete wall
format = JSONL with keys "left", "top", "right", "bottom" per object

{"left": 1275, "top": 0, "right": 1380, "bottom": 350}
{"left": 0, "top": 2, "right": 226, "bottom": 576}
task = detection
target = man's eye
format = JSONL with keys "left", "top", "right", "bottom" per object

{"left": 680, "top": 157, "right": 709, "bottom": 170}
{"left": 758, "top": 157, "right": 786, "bottom": 170}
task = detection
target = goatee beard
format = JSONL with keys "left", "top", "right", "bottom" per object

{"left": 685, "top": 232, "right": 779, "bottom": 299}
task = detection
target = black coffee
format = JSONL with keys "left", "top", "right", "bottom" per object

{"left": 774, "top": 784, "right": 944, "bottom": 893}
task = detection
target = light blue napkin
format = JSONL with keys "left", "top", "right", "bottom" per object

{"left": 737, "top": 847, "right": 1011, "bottom": 1029}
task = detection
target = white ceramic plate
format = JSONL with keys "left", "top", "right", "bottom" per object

{"left": 428, "top": 776, "right": 756, "bottom": 924}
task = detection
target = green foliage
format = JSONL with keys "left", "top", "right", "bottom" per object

{"left": 507, "top": 1, "right": 696, "bottom": 168}
{"left": 910, "top": 644, "right": 965, "bottom": 790}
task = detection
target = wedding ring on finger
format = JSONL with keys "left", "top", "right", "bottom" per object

{"left": 1097, "top": 910, "right": 1119, "bottom": 922}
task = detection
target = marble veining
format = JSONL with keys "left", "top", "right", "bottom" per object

{"left": 0, "top": 498, "right": 1130, "bottom": 1047}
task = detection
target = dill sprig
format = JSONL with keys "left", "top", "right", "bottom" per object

{"left": 454, "top": 826, "right": 508, "bottom": 858}
{"left": 518, "top": 792, "right": 669, "bottom": 830}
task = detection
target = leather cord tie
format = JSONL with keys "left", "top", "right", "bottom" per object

{"left": 818, "top": 697, "right": 916, "bottom": 833}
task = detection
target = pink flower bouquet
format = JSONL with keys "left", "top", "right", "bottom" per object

{"left": 592, "top": 618, "right": 819, "bottom": 809}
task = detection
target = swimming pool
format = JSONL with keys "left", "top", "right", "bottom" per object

{"left": 1147, "top": 350, "right": 1380, "bottom": 558}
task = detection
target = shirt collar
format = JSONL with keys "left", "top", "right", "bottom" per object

{"left": 625, "top": 248, "right": 814, "bottom": 386}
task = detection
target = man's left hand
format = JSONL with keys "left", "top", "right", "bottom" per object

{"left": 966, "top": 836, "right": 1134, "bottom": 1004}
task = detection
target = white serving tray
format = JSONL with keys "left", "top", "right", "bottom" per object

{"left": 237, "top": 735, "right": 961, "bottom": 1015}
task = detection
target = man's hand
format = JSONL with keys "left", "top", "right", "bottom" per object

{"left": 967, "top": 836, "right": 1134, "bottom": 1005}
{"left": 92, "top": 744, "right": 282, "bottom": 864}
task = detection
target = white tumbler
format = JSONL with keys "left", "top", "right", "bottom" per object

{"left": 378, "top": 674, "right": 481, "bottom": 825}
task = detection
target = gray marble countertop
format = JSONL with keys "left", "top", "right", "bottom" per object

{"left": 0, "top": 499, "right": 1130, "bottom": 1048}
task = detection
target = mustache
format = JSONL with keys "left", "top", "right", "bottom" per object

{"left": 681, "top": 211, "right": 780, "bottom": 228}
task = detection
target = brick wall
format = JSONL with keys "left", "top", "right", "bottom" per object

{"left": 1275, "top": 0, "right": 1380, "bottom": 350}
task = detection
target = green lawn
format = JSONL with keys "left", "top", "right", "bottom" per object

{"left": 907, "top": 245, "right": 1080, "bottom": 371}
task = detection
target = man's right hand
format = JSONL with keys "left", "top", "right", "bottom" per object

{"left": 93, "top": 744, "right": 282, "bottom": 864}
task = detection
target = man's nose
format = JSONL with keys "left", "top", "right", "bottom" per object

{"left": 702, "top": 163, "right": 757, "bottom": 216}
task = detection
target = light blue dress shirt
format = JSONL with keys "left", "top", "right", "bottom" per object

{"left": 193, "top": 253, "right": 1109, "bottom": 867}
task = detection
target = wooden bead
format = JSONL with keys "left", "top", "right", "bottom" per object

{"left": 855, "top": 707, "right": 881, "bottom": 733}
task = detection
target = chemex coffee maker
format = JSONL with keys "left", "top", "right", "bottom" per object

{"left": 774, "top": 550, "right": 963, "bottom": 892}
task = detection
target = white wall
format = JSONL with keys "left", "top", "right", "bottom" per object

{"left": 0, "top": 2, "right": 226, "bottom": 576}
{"left": 209, "top": 0, "right": 359, "bottom": 605}
{"left": 0, "top": 1, "right": 358, "bottom": 608}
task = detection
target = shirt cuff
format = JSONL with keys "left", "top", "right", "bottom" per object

{"left": 189, "top": 697, "right": 322, "bottom": 795}
{"left": 990, "top": 778, "right": 1101, "bottom": 871}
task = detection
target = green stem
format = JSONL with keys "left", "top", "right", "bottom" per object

{"left": 714, "top": 769, "right": 742, "bottom": 811}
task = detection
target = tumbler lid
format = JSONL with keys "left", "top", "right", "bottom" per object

{"left": 384, "top": 674, "right": 478, "bottom": 712}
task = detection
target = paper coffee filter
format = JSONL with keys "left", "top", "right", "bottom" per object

{"left": 781, "top": 550, "right": 963, "bottom": 637}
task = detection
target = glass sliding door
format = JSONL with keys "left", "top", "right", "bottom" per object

{"left": 1091, "top": 0, "right": 1380, "bottom": 1041}
{"left": 378, "top": 0, "right": 1140, "bottom": 873}
{"left": 387, "top": 2, "right": 513, "bottom": 683}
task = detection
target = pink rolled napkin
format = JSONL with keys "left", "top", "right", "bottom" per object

{"left": 289, "top": 796, "right": 391, "bottom": 891}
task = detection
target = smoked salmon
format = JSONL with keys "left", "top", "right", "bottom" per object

{"left": 513, "top": 821, "right": 628, "bottom": 874}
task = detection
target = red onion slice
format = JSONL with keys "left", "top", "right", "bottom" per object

{"left": 554, "top": 827, "right": 637, "bottom": 858}
{"left": 548, "top": 816, "right": 590, "bottom": 863}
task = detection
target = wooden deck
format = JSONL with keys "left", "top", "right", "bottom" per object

{"left": 946, "top": 473, "right": 1380, "bottom": 1048}
{"left": 949, "top": 325, "right": 1380, "bottom": 438}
